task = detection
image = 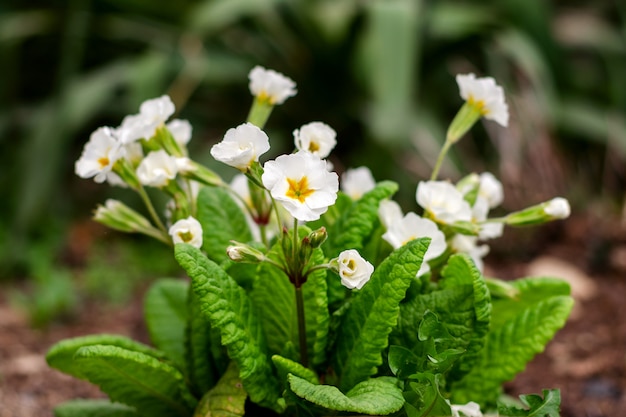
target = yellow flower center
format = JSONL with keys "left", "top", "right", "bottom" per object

{"left": 178, "top": 231, "right": 194, "bottom": 243}
{"left": 468, "top": 96, "right": 489, "bottom": 115}
{"left": 257, "top": 91, "right": 275, "bottom": 105}
{"left": 346, "top": 259, "right": 356, "bottom": 270}
{"left": 97, "top": 156, "right": 110, "bottom": 168}
{"left": 286, "top": 176, "right": 315, "bottom": 203}
{"left": 401, "top": 236, "right": 417, "bottom": 246}
{"left": 308, "top": 141, "right": 320, "bottom": 153}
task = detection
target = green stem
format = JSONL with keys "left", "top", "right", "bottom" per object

{"left": 295, "top": 286, "right": 308, "bottom": 367}
{"left": 247, "top": 99, "right": 274, "bottom": 129}
{"left": 430, "top": 139, "right": 452, "bottom": 181}
{"left": 137, "top": 186, "right": 168, "bottom": 236}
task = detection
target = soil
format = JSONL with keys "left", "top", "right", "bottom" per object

{"left": 1, "top": 214, "right": 625, "bottom": 417}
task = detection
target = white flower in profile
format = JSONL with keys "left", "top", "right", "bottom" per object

{"left": 262, "top": 151, "right": 338, "bottom": 222}
{"left": 336, "top": 249, "right": 374, "bottom": 290}
{"left": 543, "top": 197, "right": 571, "bottom": 219}
{"left": 451, "top": 234, "right": 489, "bottom": 272}
{"left": 450, "top": 401, "right": 483, "bottom": 417}
{"left": 136, "top": 150, "right": 179, "bottom": 187}
{"left": 417, "top": 180, "right": 472, "bottom": 224}
{"left": 456, "top": 73, "right": 509, "bottom": 127}
{"left": 75, "top": 127, "right": 125, "bottom": 183}
{"left": 167, "top": 119, "right": 192, "bottom": 147}
{"left": 210, "top": 122, "right": 270, "bottom": 171}
{"left": 117, "top": 95, "right": 176, "bottom": 143}
{"left": 169, "top": 216, "right": 203, "bottom": 248}
{"left": 382, "top": 212, "right": 447, "bottom": 277}
{"left": 477, "top": 172, "right": 503, "bottom": 208}
{"left": 341, "top": 166, "right": 376, "bottom": 200}
{"left": 293, "top": 122, "right": 337, "bottom": 158}
{"left": 378, "top": 199, "right": 404, "bottom": 230}
{"left": 248, "top": 66, "right": 297, "bottom": 105}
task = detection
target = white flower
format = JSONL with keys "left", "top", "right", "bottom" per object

{"left": 456, "top": 74, "right": 509, "bottom": 127}
{"left": 262, "top": 151, "right": 338, "bottom": 222}
{"left": 248, "top": 66, "right": 297, "bottom": 105}
{"left": 456, "top": 73, "right": 509, "bottom": 127}
{"left": 382, "top": 212, "right": 447, "bottom": 277}
{"left": 293, "top": 122, "right": 337, "bottom": 158}
{"left": 75, "top": 127, "right": 125, "bottom": 183}
{"left": 477, "top": 172, "right": 503, "bottom": 208}
{"left": 378, "top": 199, "right": 404, "bottom": 230}
{"left": 210, "top": 122, "right": 270, "bottom": 170}
{"left": 417, "top": 181, "right": 473, "bottom": 224}
{"left": 341, "top": 167, "right": 376, "bottom": 200}
{"left": 136, "top": 150, "right": 179, "bottom": 187}
{"left": 337, "top": 249, "right": 374, "bottom": 290}
{"left": 478, "top": 221, "right": 504, "bottom": 240}
{"left": 451, "top": 235, "right": 489, "bottom": 272}
{"left": 116, "top": 96, "right": 175, "bottom": 144}
{"left": 167, "top": 119, "right": 192, "bottom": 146}
{"left": 169, "top": 216, "right": 203, "bottom": 248}
{"left": 543, "top": 197, "right": 571, "bottom": 219}
{"left": 450, "top": 401, "right": 483, "bottom": 417}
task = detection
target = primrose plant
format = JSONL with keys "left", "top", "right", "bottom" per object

{"left": 48, "top": 66, "right": 573, "bottom": 417}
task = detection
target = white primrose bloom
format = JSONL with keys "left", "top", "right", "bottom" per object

{"left": 477, "top": 172, "right": 503, "bottom": 208}
{"left": 378, "top": 199, "right": 404, "bottom": 230}
{"left": 75, "top": 127, "right": 125, "bottom": 183}
{"left": 210, "top": 122, "right": 270, "bottom": 171}
{"left": 544, "top": 197, "right": 571, "bottom": 219}
{"left": 168, "top": 216, "right": 203, "bottom": 248}
{"left": 167, "top": 119, "right": 192, "bottom": 147}
{"left": 451, "top": 234, "right": 489, "bottom": 272}
{"left": 117, "top": 95, "right": 176, "bottom": 144}
{"left": 382, "top": 212, "right": 447, "bottom": 277}
{"left": 450, "top": 401, "right": 483, "bottom": 417}
{"left": 456, "top": 73, "right": 509, "bottom": 127}
{"left": 248, "top": 66, "right": 297, "bottom": 105}
{"left": 136, "top": 150, "right": 179, "bottom": 187}
{"left": 262, "top": 151, "right": 338, "bottom": 222}
{"left": 341, "top": 166, "right": 376, "bottom": 200}
{"left": 293, "top": 122, "right": 337, "bottom": 158}
{"left": 337, "top": 249, "right": 374, "bottom": 290}
{"left": 417, "top": 180, "right": 473, "bottom": 224}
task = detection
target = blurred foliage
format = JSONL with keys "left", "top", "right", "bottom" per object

{"left": 1, "top": 0, "right": 624, "bottom": 277}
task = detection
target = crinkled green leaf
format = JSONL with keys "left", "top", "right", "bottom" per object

{"left": 193, "top": 361, "right": 247, "bottom": 417}
{"left": 174, "top": 244, "right": 284, "bottom": 412}
{"left": 196, "top": 187, "right": 252, "bottom": 264}
{"left": 144, "top": 279, "right": 189, "bottom": 370}
{"left": 73, "top": 345, "right": 197, "bottom": 417}
{"left": 288, "top": 375, "right": 404, "bottom": 415}
{"left": 46, "top": 334, "right": 169, "bottom": 380}
{"left": 498, "top": 389, "right": 562, "bottom": 417}
{"left": 403, "top": 373, "right": 452, "bottom": 417}
{"left": 53, "top": 399, "right": 140, "bottom": 417}
{"left": 333, "top": 238, "right": 429, "bottom": 392}
{"left": 451, "top": 278, "right": 573, "bottom": 405}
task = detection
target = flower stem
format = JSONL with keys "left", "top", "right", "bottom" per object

{"left": 295, "top": 286, "right": 308, "bottom": 367}
{"left": 430, "top": 139, "right": 452, "bottom": 181}
{"left": 137, "top": 186, "right": 168, "bottom": 236}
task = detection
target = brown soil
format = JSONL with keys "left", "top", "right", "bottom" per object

{"left": 1, "top": 215, "right": 624, "bottom": 417}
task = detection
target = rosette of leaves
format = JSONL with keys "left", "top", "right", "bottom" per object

{"left": 47, "top": 182, "right": 573, "bottom": 417}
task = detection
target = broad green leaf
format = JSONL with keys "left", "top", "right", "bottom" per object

{"left": 46, "top": 334, "right": 169, "bottom": 380}
{"left": 272, "top": 355, "right": 319, "bottom": 385}
{"left": 288, "top": 375, "right": 404, "bottom": 415}
{"left": 403, "top": 373, "right": 451, "bottom": 417}
{"left": 196, "top": 187, "right": 252, "bottom": 264}
{"left": 498, "top": 389, "right": 562, "bottom": 417}
{"left": 144, "top": 279, "right": 189, "bottom": 370}
{"left": 175, "top": 244, "right": 284, "bottom": 412}
{"left": 333, "top": 238, "right": 429, "bottom": 392}
{"left": 451, "top": 278, "right": 573, "bottom": 405}
{"left": 73, "top": 345, "right": 197, "bottom": 417}
{"left": 53, "top": 399, "right": 140, "bottom": 417}
{"left": 193, "top": 362, "right": 247, "bottom": 417}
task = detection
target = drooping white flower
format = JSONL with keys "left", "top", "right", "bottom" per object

{"left": 248, "top": 66, "right": 297, "bottom": 105}
{"left": 451, "top": 234, "right": 489, "bottom": 272}
{"left": 417, "top": 180, "right": 473, "bottom": 224}
{"left": 75, "top": 127, "right": 125, "bottom": 183}
{"left": 543, "top": 197, "right": 571, "bottom": 219}
{"left": 382, "top": 212, "right": 447, "bottom": 277}
{"left": 210, "top": 122, "right": 270, "bottom": 171}
{"left": 262, "top": 151, "right": 338, "bottom": 222}
{"left": 450, "top": 401, "right": 483, "bottom": 417}
{"left": 167, "top": 119, "right": 192, "bottom": 146}
{"left": 169, "top": 216, "right": 203, "bottom": 248}
{"left": 336, "top": 249, "right": 374, "bottom": 290}
{"left": 293, "top": 122, "right": 337, "bottom": 158}
{"left": 341, "top": 167, "right": 376, "bottom": 200}
{"left": 456, "top": 73, "right": 509, "bottom": 127}
{"left": 117, "top": 95, "right": 176, "bottom": 144}
{"left": 136, "top": 150, "right": 179, "bottom": 187}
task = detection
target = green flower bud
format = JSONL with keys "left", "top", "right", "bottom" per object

{"left": 226, "top": 241, "right": 266, "bottom": 263}
{"left": 505, "top": 197, "right": 571, "bottom": 226}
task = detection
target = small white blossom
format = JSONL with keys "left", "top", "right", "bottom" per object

{"left": 293, "top": 122, "right": 337, "bottom": 158}
{"left": 169, "top": 216, "right": 203, "bottom": 248}
{"left": 450, "top": 401, "right": 483, "bottom": 417}
{"left": 341, "top": 167, "right": 376, "bottom": 200}
{"left": 477, "top": 172, "right": 503, "bottom": 208}
{"left": 210, "top": 122, "right": 270, "bottom": 170}
{"left": 543, "top": 197, "right": 571, "bottom": 219}
{"left": 262, "top": 151, "right": 338, "bottom": 222}
{"left": 117, "top": 95, "right": 175, "bottom": 144}
{"left": 378, "top": 199, "right": 404, "bottom": 230}
{"left": 417, "top": 181, "right": 473, "bottom": 224}
{"left": 456, "top": 73, "right": 509, "bottom": 127}
{"left": 75, "top": 127, "right": 125, "bottom": 183}
{"left": 136, "top": 150, "right": 179, "bottom": 187}
{"left": 382, "top": 212, "right": 447, "bottom": 277}
{"left": 336, "top": 249, "right": 374, "bottom": 290}
{"left": 248, "top": 66, "right": 297, "bottom": 105}
{"left": 167, "top": 119, "right": 192, "bottom": 146}
{"left": 478, "top": 221, "right": 504, "bottom": 240}
{"left": 451, "top": 235, "right": 489, "bottom": 272}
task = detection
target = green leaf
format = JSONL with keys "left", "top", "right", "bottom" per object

{"left": 498, "top": 389, "right": 562, "bottom": 417}
{"left": 333, "top": 238, "right": 429, "bottom": 392}
{"left": 272, "top": 355, "right": 319, "bottom": 385}
{"left": 144, "top": 279, "right": 189, "bottom": 370}
{"left": 288, "top": 375, "right": 404, "bottom": 415}
{"left": 73, "top": 345, "right": 197, "bottom": 417}
{"left": 193, "top": 362, "right": 247, "bottom": 417}
{"left": 196, "top": 187, "right": 252, "bottom": 264}
{"left": 53, "top": 399, "right": 140, "bottom": 417}
{"left": 451, "top": 278, "right": 573, "bottom": 405}
{"left": 403, "top": 373, "right": 452, "bottom": 417}
{"left": 174, "top": 244, "right": 284, "bottom": 413}
{"left": 46, "top": 334, "right": 169, "bottom": 380}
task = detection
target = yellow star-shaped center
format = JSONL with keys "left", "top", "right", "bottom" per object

{"left": 286, "top": 176, "right": 315, "bottom": 203}
{"left": 97, "top": 156, "right": 110, "bottom": 169}
{"left": 467, "top": 96, "right": 489, "bottom": 116}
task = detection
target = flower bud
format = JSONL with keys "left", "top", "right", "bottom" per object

{"left": 331, "top": 249, "right": 374, "bottom": 290}
{"left": 94, "top": 199, "right": 159, "bottom": 236}
{"left": 505, "top": 197, "right": 571, "bottom": 227}
{"left": 306, "top": 227, "right": 327, "bottom": 249}
{"left": 226, "top": 242, "right": 266, "bottom": 263}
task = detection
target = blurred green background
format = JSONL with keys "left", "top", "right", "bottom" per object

{"left": 1, "top": 0, "right": 625, "bottom": 323}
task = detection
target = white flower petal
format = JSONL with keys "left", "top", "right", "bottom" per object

{"left": 341, "top": 166, "right": 376, "bottom": 200}
{"left": 293, "top": 122, "right": 337, "bottom": 158}
{"left": 136, "top": 150, "right": 178, "bottom": 187}
{"left": 210, "top": 122, "right": 270, "bottom": 170}
{"left": 456, "top": 73, "right": 509, "bottom": 127}
{"left": 248, "top": 66, "right": 297, "bottom": 105}
{"left": 417, "top": 181, "right": 473, "bottom": 224}
{"left": 168, "top": 216, "right": 203, "bottom": 248}
{"left": 337, "top": 249, "right": 374, "bottom": 290}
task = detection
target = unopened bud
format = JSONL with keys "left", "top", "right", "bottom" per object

{"left": 226, "top": 242, "right": 265, "bottom": 263}
{"left": 94, "top": 199, "right": 153, "bottom": 233}
{"left": 505, "top": 197, "right": 571, "bottom": 226}
{"left": 306, "top": 227, "right": 327, "bottom": 249}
